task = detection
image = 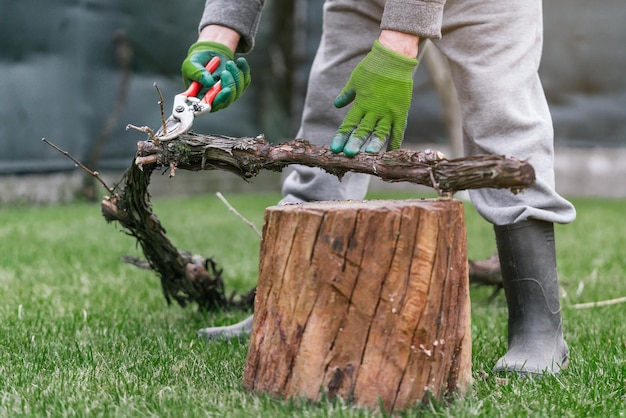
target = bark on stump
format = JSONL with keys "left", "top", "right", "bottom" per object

{"left": 243, "top": 198, "right": 472, "bottom": 412}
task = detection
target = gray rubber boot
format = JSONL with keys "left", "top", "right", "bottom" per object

{"left": 197, "top": 314, "right": 254, "bottom": 340}
{"left": 493, "top": 220, "right": 569, "bottom": 375}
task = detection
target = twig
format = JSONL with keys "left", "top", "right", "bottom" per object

{"left": 126, "top": 124, "right": 157, "bottom": 141}
{"left": 154, "top": 82, "right": 167, "bottom": 138}
{"left": 42, "top": 138, "right": 115, "bottom": 195}
{"left": 135, "top": 155, "right": 160, "bottom": 167}
{"left": 216, "top": 192, "right": 262, "bottom": 238}
{"left": 570, "top": 296, "right": 626, "bottom": 310}
{"left": 120, "top": 255, "right": 152, "bottom": 270}
{"left": 427, "top": 167, "right": 442, "bottom": 196}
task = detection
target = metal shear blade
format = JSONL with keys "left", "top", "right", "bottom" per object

{"left": 156, "top": 56, "right": 222, "bottom": 141}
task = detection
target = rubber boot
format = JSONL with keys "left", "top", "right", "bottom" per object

{"left": 197, "top": 314, "right": 254, "bottom": 340}
{"left": 493, "top": 220, "right": 569, "bottom": 375}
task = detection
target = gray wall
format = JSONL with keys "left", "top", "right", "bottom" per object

{"left": 542, "top": 0, "right": 626, "bottom": 148}
{"left": 0, "top": 0, "right": 624, "bottom": 175}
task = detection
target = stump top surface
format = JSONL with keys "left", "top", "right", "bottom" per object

{"left": 269, "top": 198, "right": 463, "bottom": 213}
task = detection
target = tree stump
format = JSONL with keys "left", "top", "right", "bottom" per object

{"left": 242, "top": 199, "right": 472, "bottom": 412}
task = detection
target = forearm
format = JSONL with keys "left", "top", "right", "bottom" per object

{"left": 198, "top": 25, "right": 241, "bottom": 53}
{"left": 378, "top": 29, "right": 420, "bottom": 58}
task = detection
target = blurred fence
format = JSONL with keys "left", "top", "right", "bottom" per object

{"left": 0, "top": 0, "right": 624, "bottom": 198}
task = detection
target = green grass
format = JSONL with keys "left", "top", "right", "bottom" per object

{"left": 1, "top": 191, "right": 625, "bottom": 417}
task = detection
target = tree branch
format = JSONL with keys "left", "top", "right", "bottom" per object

{"left": 101, "top": 133, "right": 534, "bottom": 310}
{"left": 133, "top": 133, "right": 535, "bottom": 195}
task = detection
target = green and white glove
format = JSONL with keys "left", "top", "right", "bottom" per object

{"left": 181, "top": 41, "right": 251, "bottom": 112}
{"left": 331, "top": 40, "right": 418, "bottom": 156}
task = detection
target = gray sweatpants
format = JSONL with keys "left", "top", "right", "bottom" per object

{"left": 281, "top": 0, "right": 576, "bottom": 226}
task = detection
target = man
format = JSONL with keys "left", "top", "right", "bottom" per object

{"left": 181, "top": 0, "right": 576, "bottom": 376}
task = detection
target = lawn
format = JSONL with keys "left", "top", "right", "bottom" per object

{"left": 1, "top": 191, "right": 625, "bottom": 417}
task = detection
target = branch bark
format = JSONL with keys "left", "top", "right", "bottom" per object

{"left": 102, "top": 133, "right": 534, "bottom": 310}
{"left": 134, "top": 133, "right": 535, "bottom": 195}
{"left": 101, "top": 156, "right": 255, "bottom": 311}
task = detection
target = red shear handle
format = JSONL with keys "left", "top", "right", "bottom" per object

{"left": 201, "top": 80, "right": 222, "bottom": 105}
{"left": 182, "top": 56, "right": 222, "bottom": 98}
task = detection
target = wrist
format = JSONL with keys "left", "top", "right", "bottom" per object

{"left": 365, "top": 40, "right": 418, "bottom": 79}
{"left": 198, "top": 25, "right": 241, "bottom": 53}
{"left": 378, "top": 29, "right": 420, "bottom": 58}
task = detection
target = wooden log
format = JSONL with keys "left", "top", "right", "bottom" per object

{"left": 133, "top": 134, "right": 536, "bottom": 195}
{"left": 243, "top": 198, "right": 472, "bottom": 412}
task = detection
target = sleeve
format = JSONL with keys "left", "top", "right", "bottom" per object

{"left": 199, "top": 0, "right": 265, "bottom": 53}
{"left": 381, "top": 0, "right": 446, "bottom": 40}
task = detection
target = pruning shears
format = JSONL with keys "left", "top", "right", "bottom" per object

{"left": 156, "top": 56, "right": 222, "bottom": 140}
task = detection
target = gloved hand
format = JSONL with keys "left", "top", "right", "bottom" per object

{"left": 331, "top": 40, "right": 417, "bottom": 156}
{"left": 181, "top": 41, "right": 251, "bottom": 112}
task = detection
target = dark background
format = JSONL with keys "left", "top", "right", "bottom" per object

{"left": 1, "top": 0, "right": 624, "bottom": 175}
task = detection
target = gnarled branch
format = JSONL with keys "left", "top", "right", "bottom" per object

{"left": 134, "top": 133, "right": 535, "bottom": 195}
{"left": 103, "top": 133, "right": 533, "bottom": 310}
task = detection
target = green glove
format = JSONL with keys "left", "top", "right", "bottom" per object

{"left": 331, "top": 40, "right": 417, "bottom": 156}
{"left": 181, "top": 41, "right": 251, "bottom": 112}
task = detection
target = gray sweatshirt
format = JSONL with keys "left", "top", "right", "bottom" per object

{"left": 199, "top": 0, "right": 445, "bottom": 53}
